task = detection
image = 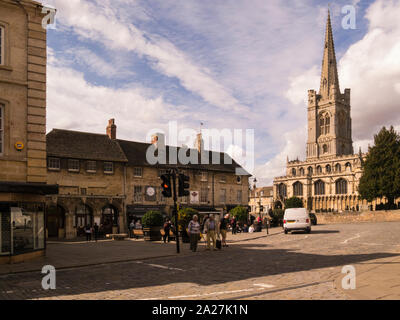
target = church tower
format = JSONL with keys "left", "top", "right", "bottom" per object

{"left": 306, "top": 11, "right": 354, "bottom": 159}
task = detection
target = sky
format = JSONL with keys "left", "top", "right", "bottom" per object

{"left": 41, "top": 0, "right": 400, "bottom": 185}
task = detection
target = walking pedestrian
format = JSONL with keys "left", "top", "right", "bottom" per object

{"left": 85, "top": 224, "right": 92, "bottom": 242}
{"left": 93, "top": 222, "right": 99, "bottom": 242}
{"left": 204, "top": 214, "right": 217, "bottom": 251}
{"left": 188, "top": 215, "right": 201, "bottom": 252}
{"left": 163, "top": 219, "right": 171, "bottom": 243}
{"left": 219, "top": 213, "right": 229, "bottom": 247}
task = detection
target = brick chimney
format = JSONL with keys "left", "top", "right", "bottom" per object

{"left": 106, "top": 119, "right": 116, "bottom": 140}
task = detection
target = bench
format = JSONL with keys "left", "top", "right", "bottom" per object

{"left": 160, "top": 230, "right": 176, "bottom": 241}
{"left": 106, "top": 233, "right": 128, "bottom": 241}
{"left": 132, "top": 229, "right": 144, "bottom": 239}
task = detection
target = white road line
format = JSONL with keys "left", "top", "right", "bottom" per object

{"left": 135, "top": 261, "right": 185, "bottom": 272}
{"left": 253, "top": 283, "right": 275, "bottom": 289}
{"left": 341, "top": 233, "right": 361, "bottom": 244}
{"left": 139, "top": 284, "right": 275, "bottom": 300}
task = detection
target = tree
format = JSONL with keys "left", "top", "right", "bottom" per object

{"left": 284, "top": 197, "right": 304, "bottom": 209}
{"left": 358, "top": 126, "right": 400, "bottom": 209}
{"left": 230, "top": 206, "right": 248, "bottom": 223}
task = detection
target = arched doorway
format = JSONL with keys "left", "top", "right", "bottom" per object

{"left": 46, "top": 205, "right": 65, "bottom": 238}
{"left": 75, "top": 204, "right": 93, "bottom": 237}
{"left": 101, "top": 205, "right": 118, "bottom": 235}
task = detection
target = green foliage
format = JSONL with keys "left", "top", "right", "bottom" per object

{"left": 142, "top": 211, "right": 164, "bottom": 227}
{"left": 172, "top": 207, "right": 199, "bottom": 229}
{"left": 230, "top": 206, "right": 248, "bottom": 223}
{"left": 284, "top": 197, "right": 304, "bottom": 209}
{"left": 358, "top": 126, "right": 400, "bottom": 207}
{"left": 270, "top": 209, "right": 284, "bottom": 227}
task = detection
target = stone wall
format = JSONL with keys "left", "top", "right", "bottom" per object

{"left": 316, "top": 210, "right": 400, "bottom": 224}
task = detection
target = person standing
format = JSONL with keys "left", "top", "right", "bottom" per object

{"left": 219, "top": 214, "right": 229, "bottom": 247}
{"left": 188, "top": 215, "right": 201, "bottom": 252}
{"left": 129, "top": 220, "right": 135, "bottom": 238}
{"left": 231, "top": 216, "right": 237, "bottom": 235}
{"left": 163, "top": 219, "right": 171, "bottom": 243}
{"left": 85, "top": 224, "right": 92, "bottom": 242}
{"left": 93, "top": 223, "right": 99, "bottom": 242}
{"left": 204, "top": 214, "right": 217, "bottom": 251}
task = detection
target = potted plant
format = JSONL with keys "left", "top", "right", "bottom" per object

{"left": 142, "top": 210, "right": 164, "bottom": 241}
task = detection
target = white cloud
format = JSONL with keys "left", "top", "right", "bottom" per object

{"left": 46, "top": 0, "right": 247, "bottom": 114}
{"left": 340, "top": 0, "right": 400, "bottom": 141}
{"left": 254, "top": 127, "right": 306, "bottom": 185}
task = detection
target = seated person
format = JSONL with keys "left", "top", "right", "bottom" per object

{"left": 249, "top": 224, "right": 255, "bottom": 233}
{"left": 242, "top": 224, "right": 249, "bottom": 233}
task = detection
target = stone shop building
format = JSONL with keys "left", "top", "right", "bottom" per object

{"left": 46, "top": 120, "right": 250, "bottom": 239}
{"left": 0, "top": 0, "right": 58, "bottom": 263}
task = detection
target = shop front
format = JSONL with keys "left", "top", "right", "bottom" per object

{"left": 0, "top": 182, "right": 58, "bottom": 264}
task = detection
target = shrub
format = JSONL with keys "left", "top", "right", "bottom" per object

{"left": 270, "top": 209, "right": 284, "bottom": 227}
{"left": 230, "top": 206, "right": 248, "bottom": 223}
{"left": 142, "top": 211, "right": 164, "bottom": 227}
{"left": 171, "top": 207, "right": 199, "bottom": 230}
{"left": 284, "top": 197, "right": 303, "bottom": 209}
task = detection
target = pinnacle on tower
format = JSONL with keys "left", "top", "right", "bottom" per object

{"left": 319, "top": 10, "right": 340, "bottom": 100}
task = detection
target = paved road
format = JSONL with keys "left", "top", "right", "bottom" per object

{"left": 1, "top": 222, "right": 400, "bottom": 300}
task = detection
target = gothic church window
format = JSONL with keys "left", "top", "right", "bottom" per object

{"left": 278, "top": 183, "right": 287, "bottom": 198}
{"left": 299, "top": 168, "right": 305, "bottom": 176}
{"left": 307, "top": 167, "right": 313, "bottom": 175}
{"left": 316, "top": 166, "right": 322, "bottom": 174}
{"left": 326, "top": 165, "right": 331, "bottom": 173}
{"left": 336, "top": 179, "right": 348, "bottom": 195}
{"left": 335, "top": 163, "right": 341, "bottom": 172}
{"left": 314, "top": 180, "right": 325, "bottom": 195}
{"left": 293, "top": 182, "right": 303, "bottom": 197}
{"left": 292, "top": 168, "right": 296, "bottom": 177}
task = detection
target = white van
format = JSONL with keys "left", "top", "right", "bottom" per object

{"left": 283, "top": 208, "right": 311, "bottom": 234}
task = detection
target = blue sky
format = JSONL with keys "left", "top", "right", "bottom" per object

{"left": 42, "top": 0, "right": 400, "bottom": 184}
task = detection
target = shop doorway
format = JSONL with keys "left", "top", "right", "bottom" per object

{"left": 75, "top": 204, "right": 93, "bottom": 237}
{"left": 46, "top": 205, "right": 65, "bottom": 238}
{"left": 101, "top": 205, "right": 118, "bottom": 235}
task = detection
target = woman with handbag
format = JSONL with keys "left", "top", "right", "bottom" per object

{"left": 188, "top": 215, "right": 201, "bottom": 252}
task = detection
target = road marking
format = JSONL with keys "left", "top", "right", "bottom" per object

{"left": 341, "top": 233, "right": 361, "bottom": 244}
{"left": 253, "top": 283, "right": 275, "bottom": 288}
{"left": 136, "top": 261, "right": 185, "bottom": 272}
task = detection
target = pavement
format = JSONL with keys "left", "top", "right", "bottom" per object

{"left": 0, "top": 222, "right": 399, "bottom": 300}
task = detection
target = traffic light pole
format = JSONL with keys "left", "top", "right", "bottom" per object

{"left": 171, "top": 170, "right": 180, "bottom": 254}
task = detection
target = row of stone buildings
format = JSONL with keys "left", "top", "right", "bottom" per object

{"left": 45, "top": 122, "right": 250, "bottom": 239}
{"left": 0, "top": 0, "right": 250, "bottom": 263}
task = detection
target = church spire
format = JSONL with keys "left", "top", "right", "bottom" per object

{"left": 319, "top": 10, "right": 340, "bottom": 100}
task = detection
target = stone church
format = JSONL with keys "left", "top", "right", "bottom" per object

{"left": 273, "top": 12, "right": 370, "bottom": 212}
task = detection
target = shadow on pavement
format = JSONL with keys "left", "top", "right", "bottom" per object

{"left": 1, "top": 242, "right": 398, "bottom": 300}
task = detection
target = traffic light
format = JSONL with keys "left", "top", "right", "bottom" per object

{"left": 178, "top": 173, "right": 190, "bottom": 197}
{"left": 160, "top": 174, "right": 172, "bottom": 198}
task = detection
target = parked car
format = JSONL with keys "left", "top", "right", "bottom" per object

{"left": 309, "top": 213, "right": 317, "bottom": 225}
{"left": 283, "top": 208, "right": 311, "bottom": 234}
